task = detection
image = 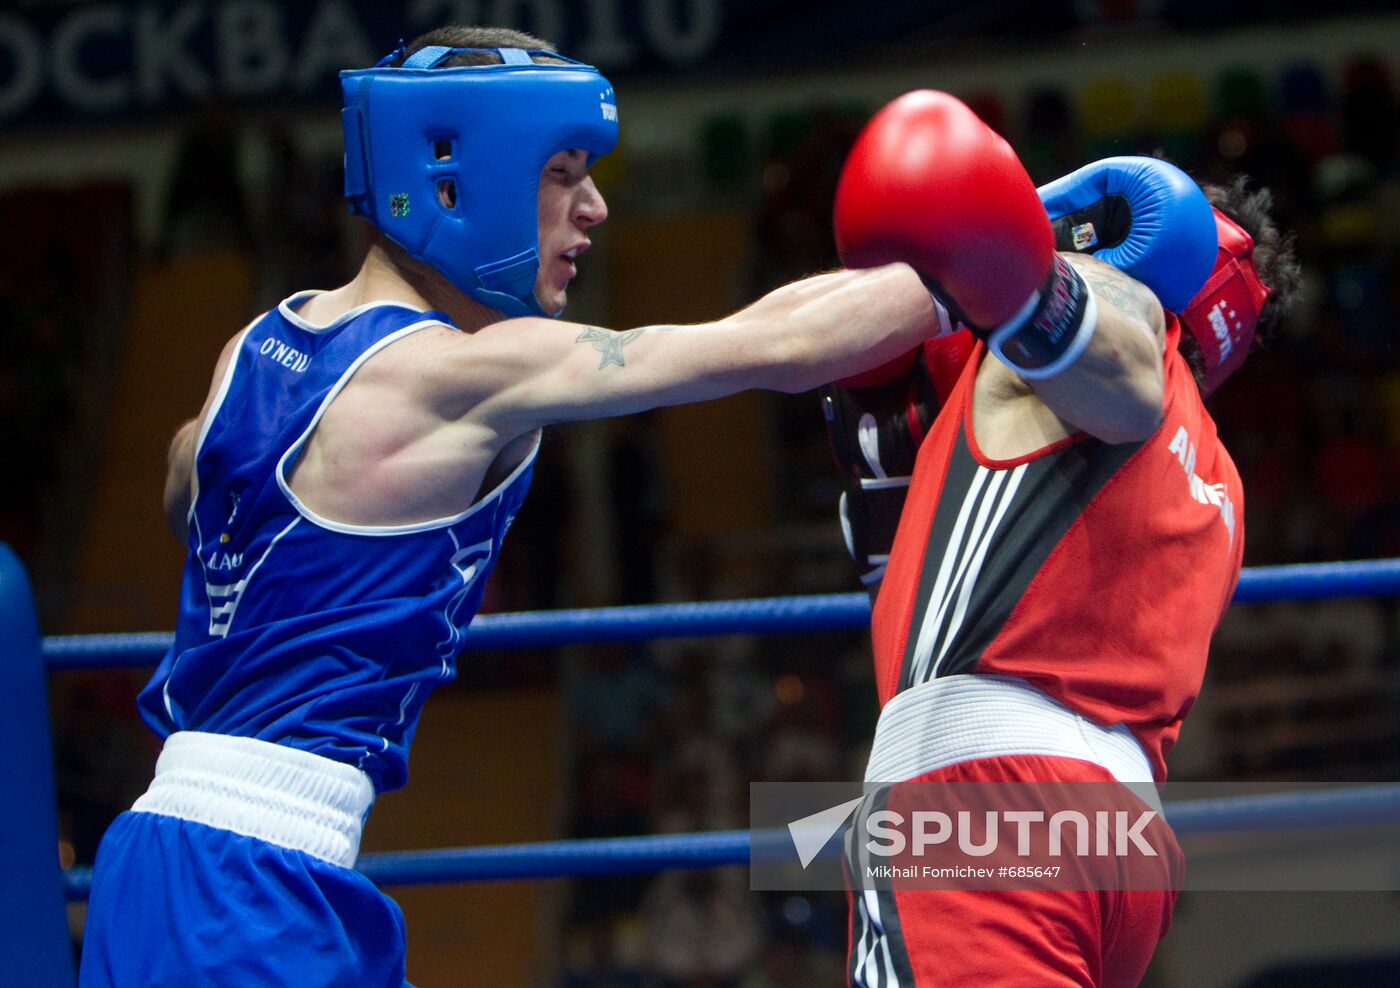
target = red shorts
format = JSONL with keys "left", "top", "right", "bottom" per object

{"left": 845, "top": 754, "right": 1180, "bottom": 987}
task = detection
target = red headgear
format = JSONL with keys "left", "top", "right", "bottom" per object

{"left": 1180, "top": 207, "right": 1271, "bottom": 396}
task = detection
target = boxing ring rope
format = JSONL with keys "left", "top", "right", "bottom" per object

{"left": 57, "top": 782, "right": 1400, "bottom": 901}
{"left": 40, "top": 557, "right": 1400, "bottom": 670}
{"left": 7, "top": 549, "right": 1400, "bottom": 983}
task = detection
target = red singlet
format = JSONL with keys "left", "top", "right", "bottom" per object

{"left": 871, "top": 321, "right": 1244, "bottom": 782}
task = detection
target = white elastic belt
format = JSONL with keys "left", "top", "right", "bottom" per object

{"left": 131, "top": 731, "right": 375, "bottom": 869}
{"left": 865, "top": 674, "right": 1161, "bottom": 812}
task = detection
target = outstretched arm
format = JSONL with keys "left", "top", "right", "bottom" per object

{"left": 429, "top": 264, "right": 940, "bottom": 433}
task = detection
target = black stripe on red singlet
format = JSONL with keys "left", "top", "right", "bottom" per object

{"left": 897, "top": 428, "right": 1143, "bottom": 692}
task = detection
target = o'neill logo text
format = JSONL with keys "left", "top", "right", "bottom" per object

{"left": 259, "top": 337, "right": 311, "bottom": 372}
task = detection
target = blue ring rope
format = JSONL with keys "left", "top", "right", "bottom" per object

{"left": 48, "top": 559, "right": 1400, "bottom": 901}
{"left": 61, "top": 783, "right": 1400, "bottom": 900}
{"left": 39, "top": 558, "right": 1400, "bottom": 669}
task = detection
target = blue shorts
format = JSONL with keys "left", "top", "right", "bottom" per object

{"left": 78, "top": 733, "right": 408, "bottom": 987}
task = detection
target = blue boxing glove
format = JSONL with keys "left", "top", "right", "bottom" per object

{"left": 1038, "top": 156, "right": 1217, "bottom": 313}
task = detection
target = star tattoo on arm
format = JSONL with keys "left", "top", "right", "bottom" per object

{"left": 576, "top": 327, "right": 646, "bottom": 369}
{"left": 575, "top": 325, "right": 692, "bottom": 369}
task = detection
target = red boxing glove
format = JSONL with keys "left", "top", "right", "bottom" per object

{"left": 835, "top": 91, "right": 1097, "bottom": 379}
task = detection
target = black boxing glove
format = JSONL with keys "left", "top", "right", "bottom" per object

{"left": 821, "top": 331, "right": 974, "bottom": 586}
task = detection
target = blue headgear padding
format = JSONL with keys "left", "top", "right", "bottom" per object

{"left": 341, "top": 46, "right": 618, "bottom": 318}
{"left": 1038, "top": 156, "right": 1217, "bottom": 312}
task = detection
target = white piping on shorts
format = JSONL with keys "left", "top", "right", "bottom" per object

{"left": 864, "top": 674, "right": 1161, "bottom": 814}
{"left": 131, "top": 731, "right": 375, "bottom": 868}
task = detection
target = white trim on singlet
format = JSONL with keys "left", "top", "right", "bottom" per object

{"left": 186, "top": 325, "right": 253, "bottom": 528}
{"left": 168, "top": 325, "right": 252, "bottom": 724}
{"left": 276, "top": 290, "right": 429, "bottom": 334}
{"left": 186, "top": 295, "right": 430, "bottom": 527}
{"left": 273, "top": 320, "right": 543, "bottom": 536}
{"left": 436, "top": 530, "right": 496, "bottom": 675}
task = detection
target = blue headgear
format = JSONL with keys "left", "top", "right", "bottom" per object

{"left": 340, "top": 45, "right": 619, "bottom": 317}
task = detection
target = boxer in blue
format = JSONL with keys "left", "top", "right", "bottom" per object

{"left": 76, "top": 25, "right": 945, "bottom": 987}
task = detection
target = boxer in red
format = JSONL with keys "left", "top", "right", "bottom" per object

{"left": 823, "top": 93, "right": 1300, "bottom": 986}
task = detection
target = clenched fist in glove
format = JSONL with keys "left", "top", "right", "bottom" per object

{"left": 834, "top": 90, "right": 1096, "bottom": 379}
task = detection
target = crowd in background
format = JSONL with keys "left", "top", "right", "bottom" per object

{"left": 1, "top": 36, "right": 1397, "bottom": 987}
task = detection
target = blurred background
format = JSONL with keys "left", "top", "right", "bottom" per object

{"left": 4, "top": 0, "right": 1399, "bottom": 984}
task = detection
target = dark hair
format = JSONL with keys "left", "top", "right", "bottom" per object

{"left": 1177, "top": 176, "right": 1302, "bottom": 389}
{"left": 1201, "top": 177, "right": 1301, "bottom": 338}
{"left": 388, "top": 26, "right": 563, "bottom": 68}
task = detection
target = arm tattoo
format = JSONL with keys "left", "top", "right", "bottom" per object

{"left": 1071, "top": 257, "right": 1161, "bottom": 342}
{"left": 575, "top": 324, "right": 690, "bottom": 370}
{"left": 576, "top": 327, "right": 644, "bottom": 368}
{"left": 1080, "top": 264, "right": 1156, "bottom": 318}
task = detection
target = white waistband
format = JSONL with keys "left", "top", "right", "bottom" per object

{"left": 131, "top": 731, "right": 375, "bottom": 869}
{"left": 865, "top": 675, "right": 1161, "bottom": 811}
